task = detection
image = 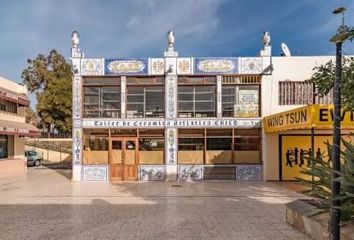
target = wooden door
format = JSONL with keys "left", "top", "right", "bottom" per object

{"left": 109, "top": 138, "right": 138, "bottom": 181}
{"left": 110, "top": 139, "right": 123, "bottom": 181}
{"left": 123, "top": 139, "right": 138, "bottom": 181}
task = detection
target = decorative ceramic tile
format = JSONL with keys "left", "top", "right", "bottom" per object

{"left": 72, "top": 128, "right": 82, "bottom": 165}
{"left": 72, "top": 76, "right": 81, "bottom": 119}
{"left": 81, "top": 59, "right": 103, "bottom": 76}
{"left": 150, "top": 58, "right": 164, "bottom": 75}
{"left": 194, "top": 58, "right": 238, "bottom": 74}
{"left": 240, "top": 57, "right": 262, "bottom": 74}
{"left": 177, "top": 58, "right": 191, "bottom": 75}
{"left": 178, "top": 165, "right": 203, "bottom": 181}
{"left": 73, "top": 119, "right": 81, "bottom": 128}
{"left": 83, "top": 166, "right": 108, "bottom": 181}
{"left": 105, "top": 58, "right": 148, "bottom": 75}
{"left": 236, "top": 165, "right": 262, "bottom": 181}
{"left": 165, "top": 75, "right": 177, "bottom": 118}
{"left": 166, "top": 128, "right": 177, "bottom": 164}
{"left": 139, "top": 166, "right": 166, "bottom": 181}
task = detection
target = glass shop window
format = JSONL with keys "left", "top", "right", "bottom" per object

{"left": 139, "top": 138, "right": 164, "bottom": 164}
{"left": 178, "top": 138, "right": 204, "bottom": 164}
{"left": 233, "top": 129, "right": 261, "bottom": 164}
{"left": 0, "top": 135, "right": 8, "bottom": 159}
{"left": 206, "top": 129, "right": 232, "bottom": 164}
{"left": 83, "top": 129, "right": 109, "bottom": 165}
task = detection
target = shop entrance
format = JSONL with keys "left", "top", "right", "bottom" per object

{"left": 109, "top": 138, "right": 138, "bottom": 181}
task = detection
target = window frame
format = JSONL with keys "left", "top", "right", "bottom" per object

{"left": 82, "top": 77, "right": 121, "bottom": 118}
{"left": 178, "top": 76, "right": 217, "bottom": 118}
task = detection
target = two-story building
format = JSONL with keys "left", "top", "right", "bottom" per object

{"left": 0, "top": 77, "right": 39, "bottom": 178}
{"left": 70, "top": 31, "right": 353, "bottom": 182}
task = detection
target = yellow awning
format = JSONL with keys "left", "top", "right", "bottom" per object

{"left": 263, "top": 105, "right": 354, "bottom": 133}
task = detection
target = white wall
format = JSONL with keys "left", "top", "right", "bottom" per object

{"left": 262, "top": 56, "right": 335, "bottom": 117}
{"left": 0, "top": 76, "right": 27, "bottom": 94}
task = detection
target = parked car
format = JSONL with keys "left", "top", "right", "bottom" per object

{"left": 25, "top": 150, "right": 43, "bottom": 167}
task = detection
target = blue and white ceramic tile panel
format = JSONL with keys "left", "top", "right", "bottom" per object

{"left": 105, "top": 58, "right": 148, "bottom": 75}
{"left": 240, "top": 57, "right": 263, "bottom": 74}
{"left": 82, "top": 165, "right": 108, "bottom": 181}
{"left": 194, "top": 57, "right": 239, "bottom": 75}
{"left": 178, "top": 165, "right": 203, "bottom": 181}
{"left": 139, "top": 165, "right": 166, "bottom": 181}
{"left": 236, "top": 165, "right": 263, "bottom": 181}
{"left": 81, "top": 58, "right": 104, "bottom": 76}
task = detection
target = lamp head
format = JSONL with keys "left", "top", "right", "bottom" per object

{"left": 333, "top": 7, "right": 346, "bottom": 14}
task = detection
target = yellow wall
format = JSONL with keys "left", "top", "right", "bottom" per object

{"left": 264, "top": 130, "right": 354, "bottom": 181}
{"left": 139, "top": 151, "right": 164, "bottom": 164}
{"left": 234, "top": 151, "right": 260, "bottom": 164}
{"left": 83, "top": 150, "right": 108, "bottom": 165}
{"left": 178, "top": 151, "right": 203, "bottom": 164}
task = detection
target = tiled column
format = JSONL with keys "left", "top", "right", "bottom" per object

{"left": 217, "top": 75, "right": 222, "bottom": 118}
{"left": 121, "top": 76, "right": 126, "bottom": 118}
{"left": 164, "top": 46, "right": 178, "bottom": 181}
{"left": 71, "top": 34, "right": 83, "bottom": 182}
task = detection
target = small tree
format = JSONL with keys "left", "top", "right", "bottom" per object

{"left": 22, "top": 50, "right": 72, "bottom": 136}
{"left": 310, "top": 28, "right": 354, "bottom": 111}
{"left": 310, "top": 57, "right": 354, "bottom": 111}
{"left": 25, "top": 107, "right": 38, "bottom": 126}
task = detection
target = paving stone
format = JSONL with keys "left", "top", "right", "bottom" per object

{"left": 0, "top": 167, "right": 311, "bottom": 240}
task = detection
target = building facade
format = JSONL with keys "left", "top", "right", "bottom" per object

{"left": 70, "top": 31, "right": 345, "bottom": 182}
{"left": 0, "top": 77, "right": 39, "bottom": 177}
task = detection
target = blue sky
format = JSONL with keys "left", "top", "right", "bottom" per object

{"left": 1, "top": 0, "right": 354, "bottom": 107}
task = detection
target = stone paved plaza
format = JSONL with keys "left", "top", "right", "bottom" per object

{"left": 0, "top": 166, "right": 311, "bottom": 240}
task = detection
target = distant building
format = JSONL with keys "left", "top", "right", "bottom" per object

{"left": 70, "top": 31, "right": 353, "bottom": 182}
{"left": 0, "top": 77, "right": 39, "bottom": 177}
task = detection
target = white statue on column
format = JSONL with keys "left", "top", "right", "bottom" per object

{"left": 167, "top": 30, "right": 175, "bottom": 49}
{"left": 262, "top": 31, "right": 271, "bottom": 46}
{"left": 164, "top": 30, "right": 178, "bottom": 57}
{"left": 71, "top": 31, "right": 80, "bottom": 49}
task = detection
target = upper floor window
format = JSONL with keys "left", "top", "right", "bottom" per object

{"left": 83, "top": 77, "right": 121, "bottom": 118}
{"left": 126, "top": 77, "right": 164, "bottom": 118}
{"left": 279, "top": 81, "right": 333, "bottom": 105}
{"left": 0, "top": 99, "right": 17, "bottom": 114}
{"left": 178, "top": 76, "right": 216, "bottom": 118}
{"left": 222, "top": 84, "right": 260, "bottom": 118}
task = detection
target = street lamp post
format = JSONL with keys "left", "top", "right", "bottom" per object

{"left": 329, "top": 7, "right": 349, "bottom": 240}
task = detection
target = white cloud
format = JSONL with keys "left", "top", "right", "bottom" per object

{"left": 87, "top": 0, "right": 224, "bottom": 56}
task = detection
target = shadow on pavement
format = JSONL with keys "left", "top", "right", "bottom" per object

{"left": 41, "top": 163, "right": 72, "bottom": 180}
